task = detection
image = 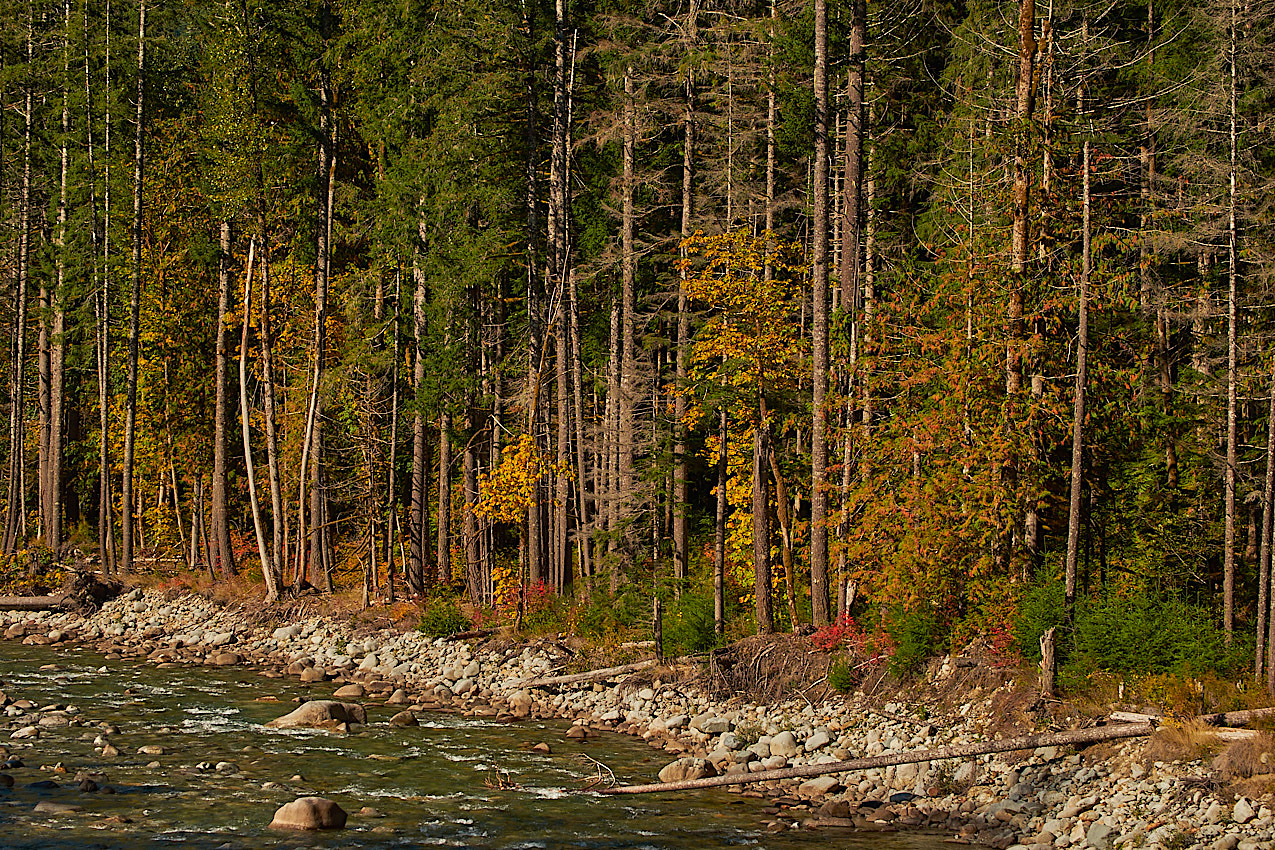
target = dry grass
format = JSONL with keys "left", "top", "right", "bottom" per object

{"left": 1212, "top": 733, "right": 1275, "bottom": 780}
{"left": 1144, "top": 720, "right": 1228, "bottom": 764}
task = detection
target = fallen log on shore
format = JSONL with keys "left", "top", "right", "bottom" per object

{"left": 511, "top": 659, "right": 659, "bottom": 689}
{"left": 0, "top": 595, "right": 68, "bottom": 612}
{"left": 600, "top": 722, "right": 1156, "bottom": 795}
{"left": 1109, "top": 706, "right": 1275, "bottom": 728}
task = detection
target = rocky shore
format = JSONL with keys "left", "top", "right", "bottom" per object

{"left": 2, "top": 589, "right": 1272, "bottom": 849}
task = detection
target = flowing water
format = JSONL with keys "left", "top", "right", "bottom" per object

{"left": 0, "top": 642, "right": 950, "bottom": 849}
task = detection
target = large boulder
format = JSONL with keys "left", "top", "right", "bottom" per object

{"left": 657, "top": 757, "right": 717, "bottom": 784}
{"left": 265, "top": 700, "right": 366, "bottom": 731}
{"left": 269, "top": 797, "right": 347, "bottom": 830}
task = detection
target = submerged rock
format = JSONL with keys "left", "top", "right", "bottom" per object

{"left": 269, "top": 796, "right": 347, "bottom": 830}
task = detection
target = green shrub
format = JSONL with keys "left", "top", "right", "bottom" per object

{"left": 828, "top": 659, "right": 857, "bottom": 693}
{"left": 1013, "top": 579, "right": 1249, "bottom": 679}
{"left": 417, "top": 595, "right": 471, "bottom": 638}
{"left": 886, "top": 608, "right": 941, "bottom": 676}
{"left": 1014, "top": 578, "right": 1067, "bottom": 661}
{"left": 662, "top": 592, "right": 720, "bottom": 655}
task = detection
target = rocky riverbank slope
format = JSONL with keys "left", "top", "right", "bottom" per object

{"left": 2, "top": 589, "right": 1272, "bottom": 850}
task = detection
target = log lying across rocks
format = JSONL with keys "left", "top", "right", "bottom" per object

{"left": 511, "top": 659, "right": 659, "bottom": 689}
{"left": 0, "top": 595, "right": 68, "bottom": 612}
{"left": 600, "top": 722, "right": 1156, "bottom": 795}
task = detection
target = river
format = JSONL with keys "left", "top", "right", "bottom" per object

{"left": 0, "top": 641, "right": 951, "bottom": 849}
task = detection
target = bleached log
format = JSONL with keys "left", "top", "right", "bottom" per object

{"left": 0, "top": 596, "right": 68, "bottom": 612}
{"left": 510, "top": 658, "right": 658, "bottom": 689}
{"left": 600, "top": 722, "right": 1156, "bottom": 795}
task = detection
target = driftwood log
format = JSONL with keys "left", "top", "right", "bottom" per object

{"left": 1109, "top": 706, "right": 1275, "bottom": 728}
{"left": 0, "top": 596, "right": 68, "bottom": 612}
{"left": 600, "top": 722, "right": 1156, "bottom": 795}
{"left": 511, "top": 659, "right": 659, "bottom": 689}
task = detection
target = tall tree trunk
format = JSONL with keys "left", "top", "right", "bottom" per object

{"left": 5, "top": 2, "right": 34, "bottom": 554}
{"left": 714, "top": 407, "right": 727, "bottom": 635}
{"left": 1224, "top": 0, "right": 1238, "bottom": 639}
{"left": 213, "top": 221, "right": 235, "bottom": 577}
{"left": 46, "top": 0, "right": 71, "bottom": 556}
{"left": 618, "top": 67, "right": 638, "bottom": 573}
{"left": 753, "top": 406, "right": 773, "bottom": 635}
{"left": 1065, "top": 142, "right": 1091, "bottom": 613}
{"left": 673, "top": 1, "right": 698, "bottom": 591}
{"left": 259, "top": 238, "right": 284, "bottom": 580}
{"left": 410, "top": 220, "right": 430, "bottom": 595}
{"left": 1262, "top": 360, "right": 1275, "bottom": 691}
{"left": 309, "top": 41, "right": 335, "bottom": 591}
{"left": 239, "top": 240, "right": 274, "bottom": 599}
{"left": 809, "top": 0, "right": 831, "bottom": 628}
{"left": 93, "top": 0, "right": 116, "bottom": 573}
{"left": 122, "top": 0, "right": 147, "bottom": 574}
{"left": 437, "top": 412, "right": 451, "bottom": 584}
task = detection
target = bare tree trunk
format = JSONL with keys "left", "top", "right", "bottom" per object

{"left": 437, "top": 412, "right": 451, "bottom": 584}
{"left": 753, "top": 405, "right": 773, "bottom": 635}
{"left": 385, "top": 272, "right": 402, "bottom": 601}
{"left": 212, "top": 221, "right": 235, "bottom": 578}
{"left": 410, "top": 228, "right": 430, "bottom": 595}
{"left": 1263, "top": 361, "right": 1275, "bottom": 691}
{"left": 5, "top": 3, "right": 34, "bottom": 554}
{"left": 770, "top": 446, "right": 798, "bottom": 630}
{"left": 673, "top": 2, "right": 698, "bottom": 591}
{"left": 618, "top": 67, "right": 638, "bottom": 571}
{"left": 122, "top": 0, "right": 147, "bottom": 574}
{"left": 809, "top": 0, "right": 831, "bottom": 628}
{"left": 259, "top": 241, "right": 284, "bottom": 580}
{"left": 569, "top": 267, "right": 591, "bottom": 590}
{"left": 239, "top": 240, "right": 275, "bottom": 599}
{"left": 94, "top": 0, "right": 116, "bottom": 573}
{"left": 463, "top": 416, "right": 482, "bottom": 604}
{"left": 46, "top": 0, "right": 71, "bottom": 556}
{"left": 714, "top": 407, "right": 727, "bottom": 635}
{"left": 1223, "top": 0, "right": 1238, "bottom": 639}
{"left": 1065, "top": 142, "right": 1091, "bottom": 613}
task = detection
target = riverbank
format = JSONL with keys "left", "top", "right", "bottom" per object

{"left": 1, "top": 588, "right": 1272, "bottom": 850}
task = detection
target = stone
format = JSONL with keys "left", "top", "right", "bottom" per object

{"left": 1211, "top": 835, "right": 1240, "bottom": 850}
{"left": 388, "top": 710, "right": 418, "bottom": 727}
{"left": 691, "top": 713, "right": 732, "bottom": 734}
{"left": 265, "top": 700, "right": 366, "bottom": 731}
{"left": 658, "top": 757, "right": 717, "bottom": 783}
{"left": 137, "top": 745, "right": 165, "bottom": 755}
{"left": 804, "top": 731, "right": 831, "bottom": 752}
{"left": 209, "top": 652, "right": 240, "bottom": 666}
{"left": 269, "top": 796, "right": 348, "bottom": 830}
{"left": 10, "top": 725, "right": 38, "bottom": 739}
{"left": 273, "top": 625, "right": 302, "bottom": 641}
{"left": 1233, "top": 798, "right": 1255, "bottom": 825}
{"left": 565, "top": 725, "right": 589, "bottom": 740}
{"left": 1085, "top": 822, "right": 1116, "bottom": 850}
{"left": 333, "top": 683, "right": 365, "bottom": 699}
{"left": 532, "top": 742, "right": 552, "bottom": 754}
{"left": 769, "top": 731, "right": 799, "bottom": 758}
{"left": 300, "top": 667, "right": 328, "bottom": 683}
{"left": 798, "top": 776, "right": 842, "bottom": 797}
{"left": 386, "top": 689, "right": 409, "bottom": 705}
{"left": 34, "top": 801, "right": 83, "bottom": 814}
{"left": 0, "top": 773, "right": 11, "bottom": 788}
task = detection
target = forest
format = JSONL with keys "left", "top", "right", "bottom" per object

{"left": 1, "top": 0, "right": 1274, "bottom": 687}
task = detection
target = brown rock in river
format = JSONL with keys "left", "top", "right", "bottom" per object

{"left": 265, "top": 700, "right": 366, "bottom": 730}
{"left": 269, "top": 796, "right": 347, "bottom": 830}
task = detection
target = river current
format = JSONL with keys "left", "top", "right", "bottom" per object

{"left": 0, "top": 641, "right": 949, "bottom": 849}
